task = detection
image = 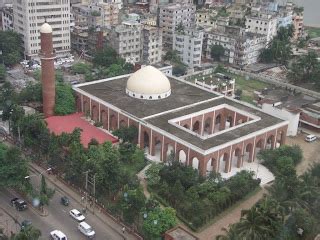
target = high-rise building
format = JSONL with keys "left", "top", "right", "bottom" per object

{"left": 159, "top": 3, "right": 196, "bottom": 49}
{"left": 173, "top": 28, "right": 203, "bottom": 68}
{"left": 13, "top": 0, "right": 71, "bottom": 59}
{"left": 141, "top": 25, "right": 162, "bottom": 65}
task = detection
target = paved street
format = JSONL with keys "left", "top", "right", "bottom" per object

{"left": 0, "top": 173, "right": 129, "bottom": 240}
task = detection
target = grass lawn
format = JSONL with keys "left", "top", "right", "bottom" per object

{"left": 232, "top": 74, "right": 271, "bottom": 104}
{"left": 306, "top": 27, "right": 320, "bottom": 39}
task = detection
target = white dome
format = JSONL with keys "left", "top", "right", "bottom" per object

{"left": 40, "top": 23, "right": 52, "bottom": 33}
{"left": 126, "top": 66, "right": 171, "bottom": 100}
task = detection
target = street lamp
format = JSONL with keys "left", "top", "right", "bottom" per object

{"left": 24, "top": 168, "right": 52, "bottom": 180}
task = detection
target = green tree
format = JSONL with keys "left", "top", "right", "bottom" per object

{"left": 12, "top": 226, "right": 41, "bottom": 240}
{"left": 18, "top": 82, "right": 42, "bottom": 103}
{"left": 0, "top": 144, "right": 30, "bottom": 191}
{"left": 0, "top": 64, "right": 6, "bottom": 82}
{"left": 143, "top": 207, "right": 177, "bottom": 240}
{"left": 38, "top": 175, "right": 55, "bottom": 207}
{"left": 163, "top": 50, "right": 181, "bottom": 63}
{"left": 145, "top": 163, "right": 163, "bottom": 187}
{"left": 71, "top": 62, "right": 92, "bottom": 74}
{"left": 113, "top": 126, "right": 138, "bottom": 143}
{"left": 234, "top": 197, "right": 284, "bottom": 239}
{"left": 93, "top": 47, "right": 118, "bottom": 67}
{"left": 121, "top": 187, "right": 146, "bottom": 224}
{"left": 210, "top": 44, "right": 225, "bottom": 61}
{"left": 54, "top": 82, "right": 76, "bottom": 115}
{"left": 172, "top": 63, "right": 187, "bottom": 76}
{"left": 86, "top": 142, "right": 122, "bottom": 196}
{"left": 0, "top": 31, "right": 23, "bottom": 66}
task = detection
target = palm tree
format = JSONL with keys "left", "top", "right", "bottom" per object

{"left": 216, "top": 225, "right": 239, "bottom": 240}
{"left": 11, "top": 226, "right": 41, "bottom": 240}
{"left": 230, "top": 197, "right": 284, "bottom": 240}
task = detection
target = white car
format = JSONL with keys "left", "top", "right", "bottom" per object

{"left": 305, "top": 134, "right": 317, "bottom": 142}
{"left": 50, "top": 230, "right": 67, "bottom": 240}
{"left": 78, "top": 222, "right": 95, "bottom": 238}
{"left": 69, "top": 209, "right": 85, "bottom": 222}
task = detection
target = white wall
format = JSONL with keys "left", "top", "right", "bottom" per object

{"left": 262, "top": 103, "right": 299, "bottom": 136}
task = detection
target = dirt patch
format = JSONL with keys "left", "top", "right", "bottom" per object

{"left": 286, "top": 133, "right": 320, "bottom": 175}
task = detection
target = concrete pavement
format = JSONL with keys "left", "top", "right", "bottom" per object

{"left": 30, "top": 163, "right": 141, "bottom": 240}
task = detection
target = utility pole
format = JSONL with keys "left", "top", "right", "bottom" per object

{"left": 84, "top": 171, "right": 88, "bottom": 212}
{"left": 84, "top": 171, "right": 96, "bottom": 214}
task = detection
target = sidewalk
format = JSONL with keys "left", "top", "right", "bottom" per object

{"left": 30, "top": 163, "right": 142, "bottom": 240}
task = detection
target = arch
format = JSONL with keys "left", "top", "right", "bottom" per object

{"left": 166, "top": 144, "right": 175, "bottom": 161}
{"left": 243, "top": 143, "right": 253, "bottom": 163}
{"left": 231, "top": 148, "right": 242, "bottom": 169}
{"left": 76, "top": 96, "right": 81, "bottom": 111}
{"left": 203, "top": 117, "right": 212, "bottom": 136}
{"left": 191, "top": 157, "right": 199, "bottom": 170}
{"left": 206, "top": 158, "right": 216, "bottom": 173}
{"left": 178, "top": 149, "right": 187, "bottom": 165}
{"left": 119, "top": 119, "right": 127, "bottom": 128}
{"left": 101, "top": 110, "right": 108, "bottom": 129}
{"left": 143, "top": 131, "right": 150, "bottom": 149}
{"left": 219, "top": 152, "right": 229, "bottom": 173}
{"left": 109, "top": 114, "right": 117, "bottom": 131}
{"left": 83, "top": 101, "right": 90, "bottom": 116}
{"left": 254, "top": 139, "right": 263, "bottom": 161}
{"left": 91, "top": 105, "right": 99, "bottom": 122}
{"left": 154, "top": 138, "right": 162, "bottom": 161}
{"left": 192, "top": 121, "right": 200, "bottom": 134}
{"left": 266, "top": 135, "right": 275, "bottom": 150}
{"left": 214, "top": 114, "right": 221, "bottom": 132}
{"left": 276, "top": 131, "right": 284, "bottom": 148}
{"left": 225, "top": 115, "right": 233, "bottom": 129}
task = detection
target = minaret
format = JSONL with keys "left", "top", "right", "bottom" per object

{"left": 40, "top": 22, "right": 55, "bottom": 117}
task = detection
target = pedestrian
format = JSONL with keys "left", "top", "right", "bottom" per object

{"left": 122, "top": 226, "right": 125, "bottom": 234}
{"left": 81, "top": 196, "right": 85, "bottom": 202}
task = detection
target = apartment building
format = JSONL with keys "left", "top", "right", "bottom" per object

{"left": 72, "top": 2, "right": 119, "bottom": 29}
{"left": 292, "top": 13, "right": 303, "bottom": 40}
{"left": 13, "top": 0, "right": 71, "bottom": 59}
{"left": 159, "top": 3, "right": 196, "bottom": 48}
{"left": 245, "top": 11, "right": 277, "bottom": 43}
{"left": 173, "top": 28, "right": 203, "bottom": 68}
{"left": 108, "top": 21, "right": 142, "bottom": 64}
{"left": 1, "top": 5, "right": 13, "bottom": 31}
{"left": 196, "top": 9, "right": 217, "bottom": 29}
{"left": 204, "top": 26, "right": 267, "bottom": 66}
{"left": 141, "top": 25, "right": 162, "bottom": 65}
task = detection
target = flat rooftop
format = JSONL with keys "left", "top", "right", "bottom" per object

{"left": 76, "top": 76, "right": 286, "bottom": 151}
{"left": 78, "top": 77, "right": 218, "bottom": 119}
{"left": 146, "top": 97, "right": 284, "bottom": 150}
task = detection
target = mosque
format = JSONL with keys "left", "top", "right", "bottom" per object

{"left": 38, "top": 22, "right": 287, "bottom": 177}
{"left": 73, "top": 66, "right": 289, "bottom": 176}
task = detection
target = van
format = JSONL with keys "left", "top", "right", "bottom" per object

{"left": 305, "top": 134, "right": 317, "bottom": 142}
{"left": 50, "top": 230, "right": 67, "bottom": 240}
{"left": 78, "top": 222, "right": 95, "bottom": 238}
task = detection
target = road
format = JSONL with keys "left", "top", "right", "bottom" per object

{"left": 0, "top": 171, "right": 126, "bottom": 240}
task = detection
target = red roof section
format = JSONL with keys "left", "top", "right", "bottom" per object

{"left": 45, "top": 113, "right": 118, "bottom": 147}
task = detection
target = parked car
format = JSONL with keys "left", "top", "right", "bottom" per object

{"left": 60, "top": 196, "right": 69, "bottom": 206}
{"left": 305, "top": 134, "right": 317, "bottom": 142}
{"left": 50, "top": 230, "right": 67, "bottom": 240}
{"left": 11, "top": 198, "right": 27, "bottom": 211}
{"left": 78, "top": 222, "right": 95, "bottom": 238}
{"left": 20, "top": 220, "right": 32, "bottom": 230}
{"left": 10, "top": 197, "right": 19, "bottom": 206}
{"left": 69, "top": 209, "right": 85, "bottom": 222}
